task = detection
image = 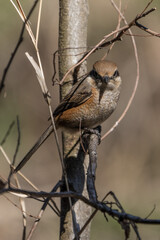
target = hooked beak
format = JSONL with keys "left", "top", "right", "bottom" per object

{"left": 103, "top": 75, "right": 110, "bottom": 83}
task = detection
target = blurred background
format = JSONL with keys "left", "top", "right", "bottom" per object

{"left": 1, "top": 0, "right": 160, "bottom": 239}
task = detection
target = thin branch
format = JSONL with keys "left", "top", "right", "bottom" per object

{"left": 135, "top": 21, "right": 160, "bottom": 37}
{"left": 27, "top": 181, "right": 61, "bottom": 240}
{"left": 12, "top": 116, "right": 21, "bottom": 166}
{"left": 8, "top": 0, "right": 76, "bottom": 230}
{"left": 12, "top": 5, "right": 72, "bottom": 225}
{"left": 138, "top": 0, "right": 154, "bottom": 16}
{"left": 145, "top": 204, "right": 156, "bottom": 219}
{"left": 1, "top": 145, "right": 60, "bottom": 215}
{"left": 8, "top": 3, "right": 72, "bottom": 227}
{"left": 14, "top": 0, "right": 36, "bottom": 45}
{"left": 101, "top": 0, "right": 140, "bottom": 140}
{"left": 35, "top": 0, "right": 42, "bottom": 48}
{"left": 51, "top": 49, "right": 59, "bottom": 85}
{"left": 59, "top": 27, "right": 123, "bottom": 85}
{"left": 59, "top": 5, "right": 157, "bottom": 86}
{"left": 102, "top": 0, "right": 122, "bottom": 60}
{"left": 0, "top": 121, "right": 15, "bottom": 145}
{"left": 2, "top": 187, "right": 160, "bottom": 225}
{"left": 2, "top": 193, "right": 37, "bottom": 218}
{"left": 14, "top": 174, "right": 27, "bottom": 240}
{"left": 0, "top": 145, "right": 40, "bottom": 191}
{"left": 108, "top": 191, "right": 141, "bottom": 240}
{"left": 8, "top": 116, "right": 21, "bottom": 186}
{"left": 1, "top": 145, "right": 61, "bottom": 218}
{"left": 0, "top": 0, "right": 39, "bottom": 93}
{"left": 73, "top": 210, "right": 97, "bottom": 240}
{"left": 74, "top": 186, "right": 111, "bottom": 240}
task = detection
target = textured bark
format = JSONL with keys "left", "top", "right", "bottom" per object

{"left": 58, "top": 0, "right": 91, "bottom": 239}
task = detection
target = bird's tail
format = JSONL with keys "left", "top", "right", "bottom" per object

{"left": 14, "top": 124, "right": 54, "bottom": 172}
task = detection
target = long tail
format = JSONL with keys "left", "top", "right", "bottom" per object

{"left": 14, "top": 125, "right": 54, "bottom": 172}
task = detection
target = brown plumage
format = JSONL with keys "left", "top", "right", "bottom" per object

{"left": 15, "top": 60, "right": 122, "bottom": 172}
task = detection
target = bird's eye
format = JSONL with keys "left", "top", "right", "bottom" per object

{"left": 91, "top": 70, "right": 102, "bottom": 80}
{"left": 113, "top": 70, "right": 119, "bottom": 78}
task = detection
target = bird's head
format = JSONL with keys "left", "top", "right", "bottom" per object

{"left": 91, "top": 60, "right": 121, "bottom": 90}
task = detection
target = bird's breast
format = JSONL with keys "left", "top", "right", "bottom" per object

{"left": 56, "top": 86, "right": 120, "bottom": 130}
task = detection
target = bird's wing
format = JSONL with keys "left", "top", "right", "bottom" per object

{"left": 53, "top": 77, "right": 92, "bottom": 117}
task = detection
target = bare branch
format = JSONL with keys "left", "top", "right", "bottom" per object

{"left": 2, "top": 187, "right": 160, "bottom": 226}
{"left": 12, "top": 116, "right": 21, "bottom": 166}
{"left": 0, "top": 0, "right": 39, "bottom": 93}
{"left": 101, "top": 0, "right": 140, "bottom": 140}
{"left": 59, "top": 5, "right": 157, "bottom": 86}
{"left": 13, "top": 174, "right": 27, "bottom": 240}
{"left": 27, "top": 181, "right": 61, "bottom": 240}
{"left": 135, "top": 21, "right": 160, "bottom": 37}
{"left": 0, "top": 121, "right": 15, "bottom": 145}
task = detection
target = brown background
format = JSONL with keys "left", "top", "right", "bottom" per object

{"left": 1, "top": 0, "right": 160, "bottom": 239}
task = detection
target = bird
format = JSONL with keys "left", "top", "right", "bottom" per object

{"left": 15, "top": 60, "right": 122, "bottom": 172}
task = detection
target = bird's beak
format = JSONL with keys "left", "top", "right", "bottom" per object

{"left": 103, "top": 75, "right": 110, "bottom": 83}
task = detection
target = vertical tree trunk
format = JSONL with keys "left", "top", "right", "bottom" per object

{"left": 58, "top": 0, "right": 92, "bottom": 239}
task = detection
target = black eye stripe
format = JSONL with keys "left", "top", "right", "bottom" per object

{"left": 91, "top": 69, "right": 119, "bottom": 81}
{"left": 91, "top": 70, "right": 103, "bottom": 80}
{"left": 113, "top": 70, "right": 119, "bottom": 78}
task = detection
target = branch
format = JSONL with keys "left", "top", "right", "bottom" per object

{"left": 12, "top": 116, "right": 21, "bottom": 166}
{"left": 0, "top": 0, "right": 39, "bottom": 93}
{"left": 26, "top": 181, "right": 61, "bottom": 240}
{"left": 0, "top": 121, "right": 15, "bottom": 145}
{"left": 59, "top": 5, "right": 157, "bottom": 85}
{"left": 102, "top": 0, "right": 140, "bottom": 140}
{"left": 1, "top": 187, "right": 160, "bottom": 225}
{"left": 82, "top": 126, "right": 101, "bottom": 202}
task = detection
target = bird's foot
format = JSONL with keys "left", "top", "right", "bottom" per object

{"left": 83, "top": 125, "right": 101, "bottom": 144}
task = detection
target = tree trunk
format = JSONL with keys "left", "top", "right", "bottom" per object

{"left": 58, "top": 0, "right": 92, "bottom": 239}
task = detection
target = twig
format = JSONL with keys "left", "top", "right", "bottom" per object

{"left": 8, "top": 116, "right": 21, "bottom": 186}
{"left": 2, "top": 187, "right": 160, "bottom": 225}
{"left": 139, "top": 0, "right": 154, "bottom": 16}
{"left": 52, "top": 49, "right": 59, "bottom": 85}
{"left": 74, "top": 186, "right": 111, "bottom": 239}
{"left": 8, "top": 3, "right": 74, "bottom": 231}
{"left": 35, "top": 0, "right": 42, "bottom": 47}
{"left": 12, "top": 116, "right": 21, "bottom": 166}
{"left": 0, "top": 0, "right": 39, "bottom": 93}
{"left": 102, "top": 0, "right": 122, "bottom": 60}
{"left": 0, "top": 146, "right": 39, "bottom": 190}
{"left": 0, "top": 146, "right": 59, "bottom": 215}
{"left": 108, "top": 191, "right": 141, "bottom": 240}
{"left": 101, "top": 0, "right": 140, "bottom": 140}
{"left": 73, "top": 210, "right": 97, "bottom": 240}
{"left": 0, "top": 121, "right": 15, "bottom": 145}
{"left": 10, "top": 1, "right": 77, "bottom": 233}
{"left": 3, "top": 194, "right": 37, "bottom": 218}
{"left": 59, "top": 5, "right": 156, "bottom": 86}
{"left": 59, "top": 27, "right": 123, "bottom": 85}
{"left": 14, "top": 174, "right": 27, "bottom": 240}
{"left": 145, "top": 204, "right": 156, "bottom": 219}
{"left": 14, "top": 0, "right": 36, "bottom": 46}
{"left": 27, "top": 181, "right": 61, "bottom": 240}
{"left": 135, "top": 21, "right": 160, "bottom": 37}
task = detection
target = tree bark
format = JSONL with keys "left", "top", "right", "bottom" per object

{"left": 58, "top": 0, "right": 92, "bottom": 239}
